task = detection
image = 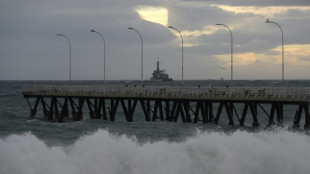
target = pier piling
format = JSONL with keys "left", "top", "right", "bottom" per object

{"left": 22, "top": 85, "right": 310, "bottom": 129}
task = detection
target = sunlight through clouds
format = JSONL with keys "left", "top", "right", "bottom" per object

{"left": 135, "top": 6, "right": 168, "bottom": 26}
{"left": 182, "top": 25, "right": 219, "bottom": 37}
{"left": 212, "top": 5, "right": 310, "bottom": 16}
{"left": 214, "top": 52, "right": 259, "bottom": 67}
{"left": 273, "top": 44, "right": 310, "bottom": 64}
{"left": 215, "top": 44, "right": 310, "bottom": 74}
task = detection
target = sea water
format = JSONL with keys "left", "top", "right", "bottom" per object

{"left": 1, "top": 80, "right": 310, "bottom": 174}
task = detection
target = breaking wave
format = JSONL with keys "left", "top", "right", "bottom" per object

{"left": 1, "top": 130, "right": 310, "bottom": 174}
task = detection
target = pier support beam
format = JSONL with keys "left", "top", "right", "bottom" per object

{"left": 167, "top": 101, "right": 177, "bottom": 121}
{"left": 215, "top": 102, "right": 234, "bottom": 125}
{"left": 214, "top": 102, "right": 224, "bottom": 124}
{"left": 139, "top": 99, "right": 151, "bottom": 121}
{"left": 239, "top": 103, "right": 248, "bottom": 126}
{"left": 249, "top": 103, "right": 260, "bottom": 127}
{"left": 73, "top": 98, "right": 84, "bottom": 121}
{"left": 268, "top": 103, "right": 283, "bottom": 126}
{"left": 194, "top": 101, "right": 206, "bottom": 123}
{"left": 99, "top": 99, "right": 108, "bottom": 120}
{"left": 239, "top": 103, "right": 260, "bottom": 127}
{"left": 268, "top": 104, "right": 276, "bottom": 126}
{"left": 109, "top": 99, "right": 119, "bottom": 121}
{"left": 40, "top": 98, "right": 49, "bottom": 117}
{"left": 47, "top": 98, "right": 55, "bottom": 120}
{"left": 152, "top": 100, "right": 165, "bottom": 121}
{"left": 69, "top": 98, "right": 76, "bottom": 119}
{"left": 276, "top": 103, "right": 284, "bottom": 126}
{"left": 53, "top": 98, "right": 60, "bottom": 119}
{"left": 94, "top": 99, "right": 101, "bottom": 119}
{"left": 59, "top": 98, "right": 69, "bottom": 123}
{"left": 169, "top": 101, "right": 187, "bottom": 123}
{"left": 294, "top": 104, "right": 310, "bottom": 129}
{"left": 206, "top": 102, "right": 214, "bottom": 123}
{"left": 304, "top": 104, "right": 310, "bottom": 129}
{"left": 120, "top": 99, "right": 138, "bottom": 122}
{"left": 86, "top": 98, "right": 96, "bottom": 119}
{"left": 293, "top": 105, "right": 303, "bottom": 129}
{"left": 224, "top": 102, "right": 234, "bottom": 125}
{"left": 183, "top": 102, "right": 192, "bottom": 123}
{"left": 164, "top": 100, "right": 170, "bottom": 121}
{"left": 26, "top": 97, "right": 40, "bottom": 118}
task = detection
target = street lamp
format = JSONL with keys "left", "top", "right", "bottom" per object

{"left": 168, "top": 26, "right": 184, "bottom": 86}
{"left": 91, "top": 29, "right": 106, "bottom": 84}
{"left": 57, "top": 34, "right": 71, "bottom": 81}
{"left": 128, "top": 27, "right": 144, "bottom": 86}
{"left": 265, "top": 19, "right": 284, "bottom": 85}
{"left": 216, "top": 24, "right": 233, "bottom": 86}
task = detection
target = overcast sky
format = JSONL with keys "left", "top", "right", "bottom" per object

{"left": 1, "top": 0, "right": 310, "bottom": 80}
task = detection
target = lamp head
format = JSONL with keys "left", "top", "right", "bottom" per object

{"left": 216, "top": 24, "right": 222, "bottom": 26}
{"left": 128, "top": 27, "right": 133, "bottom": 29}
{"left": 168, "top": 26, "right": 173, "bottom": 28}
{"left": 90, "top": 29, "right": 96, "bottom": 32}
{"left": 265, "top": 19, "right": 271, "bottom": 23}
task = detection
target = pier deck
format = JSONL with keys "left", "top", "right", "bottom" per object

{"left": 22, "top": 85, "right": 310, "bottom": 128}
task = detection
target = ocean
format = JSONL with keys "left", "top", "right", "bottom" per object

{"left": 1, "top": 80, "right": 310, "bottom": 174}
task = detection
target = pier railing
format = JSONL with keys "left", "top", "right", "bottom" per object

{"left": 22, "top": 85, "right": 310, "bottom": 102}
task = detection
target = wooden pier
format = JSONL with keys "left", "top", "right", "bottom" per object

{"left": 22, "top": 85, "right": 310, "bottom": 128}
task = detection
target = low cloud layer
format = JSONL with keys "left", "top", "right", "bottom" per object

{"left": 0, "top": 0, "right": 309, "bottom": 80}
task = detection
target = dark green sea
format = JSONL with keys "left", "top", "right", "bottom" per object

{"left": 1, "top": 80, "right": 310, "bottom": 174}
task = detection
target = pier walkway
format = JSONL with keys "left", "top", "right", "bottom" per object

{"left": 22, "top": 85, "right": 310, "bottom": 128}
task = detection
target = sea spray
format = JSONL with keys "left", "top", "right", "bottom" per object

{"left": 1, "top": 130, "right": 310, "bottom": 174}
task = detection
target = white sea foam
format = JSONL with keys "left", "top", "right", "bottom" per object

{"left": 1, "top": 130, "right": 310, "bottom": 174}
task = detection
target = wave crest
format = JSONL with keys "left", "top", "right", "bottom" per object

{"left": 1, "top": 130, "right": 310, "bottom": 174}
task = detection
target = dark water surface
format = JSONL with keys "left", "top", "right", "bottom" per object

{"left": 1, "top": 80, "right": 310, "bottom": 174}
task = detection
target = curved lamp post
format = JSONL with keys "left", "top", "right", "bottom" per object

{"left": 265, "top": 19, "right": 284, "bottom": 85}
{"left": 216, "top": 24, "right": 233, "bottom": 86}
{"left": 57, "top": 34, "right": 71, "bottom": 81}
{"left": 168, "top": 26, "right": 184, "bottom": 86}
{"left": 91, "top": 29, "right": 106, "bottom": 84}
{"left": 128, "top": 27, "right": 143, "bottom": 86}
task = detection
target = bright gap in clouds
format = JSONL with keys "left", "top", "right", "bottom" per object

{"left": 135, "top": 6, "right": 168, "bottom": 26}
{"left": 214, "top": 44, "right": 310, "bottom": 79}
{"left": 212, "top": 5, "right": 310, "bottom": 16}
{"left": 215, "top": 44, "right": 310, "bottom": 67}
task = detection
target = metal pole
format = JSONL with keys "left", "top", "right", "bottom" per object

{"left": 128, "top": 27, "right": 143, "bottom": 86}
{"left": 57, "top": 34, "right": 71, "bottom": 81}
{"left": 265, "top": 19, "right": 284, "bottom": 85}
{"left": 168, "top": 26, "right": 184, "bottom": 86}
{"left": 91, "top": 29, "right": 106, "bottom": 84}
{"left": 216, "top": 24, "right": 233, "bottom": 86}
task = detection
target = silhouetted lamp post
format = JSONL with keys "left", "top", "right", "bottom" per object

{"left": 128, "top": 27, "right": 144, "bottom": 86}
{"left": 91, "top": 29, "right": 106, "bottom": 84}
{"left": 168, "top": 26, "right": 184, "bottom": 86}
{"left": 216, "top": 24, "right": 233, "bottom": 86}
{"left": 57, "top": 34, "right": 71, "bottom": 81}
{"left": 265, "top": 19, "right": 284, "bottom": 85}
